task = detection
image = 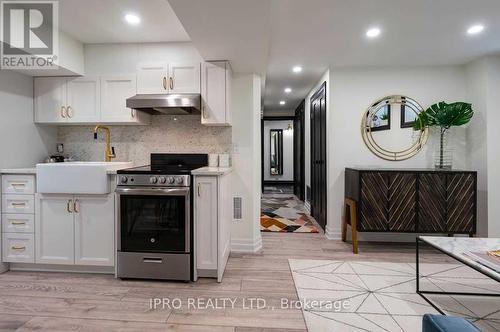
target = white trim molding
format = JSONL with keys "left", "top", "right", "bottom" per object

{"left": 325, "top": 223, "right": 341, "bottom": 240}
{"left": 230, "top": 236, "right": 263, "bottom": 253}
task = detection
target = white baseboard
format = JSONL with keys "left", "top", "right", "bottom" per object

{"left": 10, "top": 263, "right": 114, "bottom": 274}
{"left": 230, "top": 236, "right": 263, "bottom": 253}
{"left": 325, "top": 224, "right": 341, "bottom": 240}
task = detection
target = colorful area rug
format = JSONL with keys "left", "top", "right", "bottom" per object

{"left": 289, "top": 259, "right": 500, "bottom": 332}
{"left": 261, "top": 194, "right": 319, "bottom": 233}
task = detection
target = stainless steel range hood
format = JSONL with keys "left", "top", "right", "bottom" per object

{"left": 126, "top": 94, "right": 201, "bottom": 115}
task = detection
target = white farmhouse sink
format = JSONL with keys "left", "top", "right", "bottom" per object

{"left": 36, "top": 162, "right": 133, "bottom": 194}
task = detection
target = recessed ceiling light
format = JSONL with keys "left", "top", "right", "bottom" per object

{"left": 366, "top": 27, "right": 381, "bottom": 38}
{"left": 124, "top": 13, "right": 141, "bottom": 25}
{"left": 279, "top": 101, "right": 286, "bottom": 105}
{"left": 292, "top": 66, "right": 302, "bottom": 73}
{"left": 467, "top": 24, "right": 484, "bottom": 35}
{"left": 284, "top": 87, "right": 292, "bottom": 93}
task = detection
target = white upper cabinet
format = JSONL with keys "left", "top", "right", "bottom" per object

{"left": 34, "top": 77, "right": 67, "bottom": 123}
{"left": 169, "top": 63, "right": 200, "bottom": 94}
{"left": 74, "top": 194, "right": 115, "bottom": 266}
{"left": 201, "top": 61, "right": 232, "bottom": 126}
{"left": 137, "top": 62, "right": 168, "bottom": 94}
{"left": 66, "top": 76, "right": 100, "bottom": 123}
{"left": 137, "top": 62, "right": 200, "bottom": 95}
{"left": 100, "top": 75, "right": 150, "bottom": 124}
{"left": 34, "top": 74, "right": 149, "bottom": 125}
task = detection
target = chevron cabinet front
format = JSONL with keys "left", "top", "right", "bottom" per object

{"left": 345, "top": 168, "right": 477, "bottom": 235}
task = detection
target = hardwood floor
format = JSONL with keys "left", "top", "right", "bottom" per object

{"left": 0, "top": 232, "right": 444, "bottom": 331}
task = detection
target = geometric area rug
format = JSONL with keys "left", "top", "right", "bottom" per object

{"left": 289, "top": 259, "right": 500, "bottom": 332}
{"left": 261, "top": 194, "right": 319, "bottom": 233}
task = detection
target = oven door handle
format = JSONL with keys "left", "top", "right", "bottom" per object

{"left": 115, "top": 187, "right": 190, "bottom": 196}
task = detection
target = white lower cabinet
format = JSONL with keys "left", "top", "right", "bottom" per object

{"left": 35, "top": 193, "right": 114, "bottom": 266}
{"left": 74, "top": 195, "right": 114, "bottom": 266}
{"left": 36, "top": 195, "right": 75, "bottom": 264}
{"left": 194, "top": 174, "right": 231, "bottom": 282}
{"left": 2, "top": 233, "right": 34, "bottom": 263}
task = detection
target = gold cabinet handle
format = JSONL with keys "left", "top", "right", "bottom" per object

{"left": 11, "top": 246, "right": 26, "bottom": 251}
{"left": 66, "top": 106, "right": 73, "bottom": 118}
{"left": 11, "top": 202, "right": 26, "bottom": 207}
{"left": 74, "top": 199, "right": 79, "bottom": 213}
{"left": 162, "top": 77, "right": 167, "bottom": 90}
{"left": 10, "top": 183, "right": 26, "bottom": 187}
{"left": 11, "top": 221, "right": 26, "bottom": 225}
{"left": 197, "top": 183, "right": 201, "bottom": 197}
{"left": 169, "top": 77, "right": 174, "bottom": 90}
{"left": 61, "top": 106, "right": 67, "bottom": 118}
{"left": 131, "top": 109, "right": 136, "bottom": 118}
{"left": 67, "top": 199, "right": 73, "bottom": 213}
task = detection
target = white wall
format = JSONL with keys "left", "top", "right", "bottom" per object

{"left": 263, "top": 120, "right": 294, "bottom": 181}
{"left": 302, "top": 66, "right": 470, "bottom": 240}
{"left": 0, "top": 71, "right": 56, "bottom": 169}
{"left": 465, "top": 58, "right": 489, "bottom": 237}
{"left": 230, "top": 74, "right": 262, "bottom": 252}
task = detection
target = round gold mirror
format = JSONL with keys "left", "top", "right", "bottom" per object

{"left": 361, "top": 95, "right": 428, "bottom": 161}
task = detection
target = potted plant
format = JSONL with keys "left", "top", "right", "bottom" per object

{"left": 414, "top": 102, "right": 474, "bottom": 169}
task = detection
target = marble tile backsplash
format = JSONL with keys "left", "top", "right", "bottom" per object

{"left": 57, "top": 115, "right": 232, "bottom": 166}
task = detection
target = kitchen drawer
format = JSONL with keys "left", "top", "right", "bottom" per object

{"left": 2, "top": 214, "right": 34, "bottom": 233}
{"left": 2, "top": 175, "right": 35, "bottom": 194}
{"left": 1, "top": 195, "right": 35, "bottom": 214}
{"left": 2, "top": 233, "right": 34, "bottom": 263}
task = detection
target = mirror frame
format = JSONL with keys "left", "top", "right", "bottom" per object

{"left": 270, "top": 129, "right": 283, "bottom": 175}
{"left": 361, "top": 95, "right": 429, "bottom": 161}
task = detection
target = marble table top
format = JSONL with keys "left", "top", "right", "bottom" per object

{"left": 419, "top": 236, "right": 500, "bottom": 282}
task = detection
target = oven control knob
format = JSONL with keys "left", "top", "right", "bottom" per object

{"left": 158, "top": 176, "right": 167, "bottom": 184}
{"left": 120, "top": 176, "right": 128, "bottom": 184}
{"left": 175, "top": 177, "right": 184, "bottom": 184}
{"left": 149, "top": 176, "right": 158, "bottom": 184}
{"left": 167, "top": 176, "right": 175, "bottom": 184}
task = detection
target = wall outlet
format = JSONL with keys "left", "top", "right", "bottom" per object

{"left": 233, "top": 197, "right": 242, "bottom": 221}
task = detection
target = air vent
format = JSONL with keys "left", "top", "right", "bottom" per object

{"left": 233, "top": 197, "right": 242, "bottom": 220}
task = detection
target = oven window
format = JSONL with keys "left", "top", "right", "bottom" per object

{"left": 120, "top": 195, "right": 187, "bottom": 253}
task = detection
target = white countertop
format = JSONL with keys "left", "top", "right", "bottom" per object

{"left": 192, "top": 167, "right": 232, "bottom": 176}
{"left": 1, "top": 167, "right": 121, "bottom": 175}
{"left": 0, "top": 168, "right": 37, "bottom": 174}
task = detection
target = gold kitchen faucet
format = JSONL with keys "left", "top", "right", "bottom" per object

{"left": 93, "top": 125, "right": 116, "bottom": 162}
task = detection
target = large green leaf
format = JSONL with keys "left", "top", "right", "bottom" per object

{"left": 424, "top": 101, "right": 473, "bottom": 129}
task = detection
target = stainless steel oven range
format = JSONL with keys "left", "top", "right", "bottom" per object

{"left": 116, "top": 154, "right": 208, "bottom": 281}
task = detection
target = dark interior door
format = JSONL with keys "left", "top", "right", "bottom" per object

{"left": 294, "top": 100, "right": 305, "bottom": 200}
{"left": 310, "top": 83, "right": 327, "bottom": 229}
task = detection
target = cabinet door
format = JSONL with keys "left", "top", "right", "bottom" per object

{"left": 387, "top": 173, "right": 417, "bottom": 232}
{"left": 100, "top": 75, "right": 148, "bottom": 123}
{"left": 66, "top": 76, "right": 100, "bottom": 123}
{"left": 137, "top": 62, "right": 168, "bottom": 94}
{"left": 446, "top": 173, "right": 476, "bottom": 234}
{"left": 418, "top": 173, "right": 447, "bottom": 232}
{"left": 169, "top": 62, "right": 200, "bottom": 94}
{"left": 74, "top": 194, "right": 115, "bottom": 266}
{"left": 201, "top": 61, "right": 229, "bottom": 125}
{"left": 34, "top": 77, "right": 67, "bottom": 123}
{"left": 195, "top": 176, "right": 218, "bottom": 271}
{"left": 35, "top": 194, "right": 74, "bottom": 265}
{"left": 359, "top": 172, "right": 389, "bottom": 231}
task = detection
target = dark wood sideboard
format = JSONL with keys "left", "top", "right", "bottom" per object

{"left": 344, "top": 168, "right": 477, "bottom": 237}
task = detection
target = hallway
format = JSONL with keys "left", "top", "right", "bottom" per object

{"left": 260, "top": 193, "right": 320, "bottom": 233}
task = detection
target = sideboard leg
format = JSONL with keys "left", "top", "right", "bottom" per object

{"left": 341, "top": 200, "right": 348, "bottom": 242}
{"left": 345, "top": 198, "right": 359, "bottom": 254}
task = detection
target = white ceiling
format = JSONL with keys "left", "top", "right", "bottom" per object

{"left": 57, "top": 0, "right": 500, "bottom": 114}
{"left": 169, "top": 0, "right": 500, "bottom": 114}
{"left": 59, "top": 0, "right": 190, "bottom": 43}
